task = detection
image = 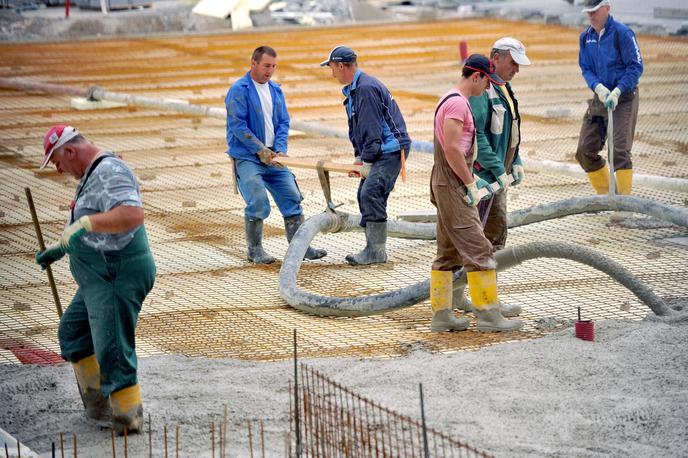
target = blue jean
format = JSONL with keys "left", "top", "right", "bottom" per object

{"left": 235, "top": 159, "right": 303, "bottom": 220}
{"left": 58, "top": 227, "right": 156, "bottom": 397}
{"left": 357, "top": 152, "right": 402, "bottom": 227}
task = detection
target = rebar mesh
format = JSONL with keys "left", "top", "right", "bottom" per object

{"left": 291, "top": 364, "right": 492, "bottom": 458}
{"left": 1, "top": 19, "right": 687, "bottom": 364}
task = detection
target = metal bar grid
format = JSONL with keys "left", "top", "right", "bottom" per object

{"left": 1, "top": 19, "right": 687, "bottom": 365}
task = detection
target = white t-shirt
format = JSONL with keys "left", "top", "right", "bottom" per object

{"left": 252, "top": 79, "right": 275, "bottom": 149}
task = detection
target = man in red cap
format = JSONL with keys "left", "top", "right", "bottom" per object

{"left": 36, "top": 125, "right": 155, "bottom": 434}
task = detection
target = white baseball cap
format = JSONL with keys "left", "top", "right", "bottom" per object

{"left": 581, "top": 0, "right": 610, "bottom": 13}
{"left": 493, "top": 37, "right": 531, "bottom": 66}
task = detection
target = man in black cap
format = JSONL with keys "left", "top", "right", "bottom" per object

{"left": 576, "top": 0, "right": 643, "bottom": 197}
{"left": 320, "top": 46, "right": 411, "bottom": 266}
{"left": 429, "top": 55, "right": 523, "bottom": 333}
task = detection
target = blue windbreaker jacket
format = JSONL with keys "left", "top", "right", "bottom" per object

{"left": 225, "top": 72, "right": 290, "bottom": 163}
{"left": 579, "top": 16, "right": 643, "bottom": 94}
{"left": 343, "top": 70, "right": 411, "bottom": 163}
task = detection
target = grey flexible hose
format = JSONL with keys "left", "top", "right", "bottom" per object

{"left": 279, "top": 196, "right": 688, "bottom": 317}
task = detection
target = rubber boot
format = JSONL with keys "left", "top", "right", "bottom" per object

{"left": 284, "top": 214, "right": 327, "bottom": 260}
{"left": 345, "top": 221, "right": 387, "bottom": 266}
{"left": 245, "top": 217, "right": 275, "bottom": 264}
{"left": 467, "top": 270, "right": 522, "bottom": 332}
{"left": 430, "top": 270, "right": 469, "bottom": 332}
{"left": 453, "top": 284, "right": 521, "bottom": 317}
{"left": 72, "top": 354, "right": 110, "bottom": 422}
{"left": 111, "top": 384, "right": 143, "bottom": 435}
{"left": 587, "top": 165, "right": 610, "bottom": 195}
{"left": 615, "top": 169, "right": 632, "bottom": 195}
{"left": 609, "top": 169, "right": 634, "bottom": 222}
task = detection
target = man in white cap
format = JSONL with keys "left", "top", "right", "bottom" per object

{"left": 35, "top": 125, "right": 155, "bottom": 434}
{"left": 460, "top": 37, "right": 531, "bottom": 318}
{"left": 575, "top": 0, "right": 643, "bottom": 198}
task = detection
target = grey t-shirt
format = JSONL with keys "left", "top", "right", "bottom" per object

{"left": 71, "top": 151, "right": 142, "bottom": 251}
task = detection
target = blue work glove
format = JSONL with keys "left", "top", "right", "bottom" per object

{"left": 465, "top": 177, "right": 493, "bottom": 207}
{"left": 594, "top": 83, "right": 610, "bottom": 104}
{"left": 35, "top": 244, "right": 66, "bottom": 270}
{"left": 604, "top": 88, "right": 621, "bottom": 111}
{"left": 511, "top": 164, "right": 525, "bottom": 186}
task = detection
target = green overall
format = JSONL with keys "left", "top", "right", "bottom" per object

{"left": 58, "top": 226, "right": 155, "bottom": 397}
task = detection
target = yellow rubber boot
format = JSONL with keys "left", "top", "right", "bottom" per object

{"left": 430, "top": 270, "right": 469, "bottom": 332}
{"left": 587, "top": 165, "right": 610, "bottom": 194}
{"left": 615, "top": 169, "right": 633, "bottom": 195}
{"left": 111, "top": 384, "right": 143, "bottom": 434}
{"left": 72, "top": 354, "right": 110, "bottom": 421}
{"left": 467, "top": 270, "right": 522, "bottom": 332}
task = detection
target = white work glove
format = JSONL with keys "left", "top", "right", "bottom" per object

{"left": 604, "top": 87, "right": 621, "bottom": 111}
{"left": 465, "top": 177, "right": 493, "bottom": 207}
{"left": 272, "top": 151, "right": 287, "bottom": 168}
{"left": 594, "top": 83, "right": 610, "bottom": 104}
{"left": 512, "top": 164, "right": 525, "bottom": 186}
{"left": 495, "top": 172, "right": 510, "bottom": 191}
{"left": 257, "top": 148, "right": 276, "bottom": 166}
{"left": 360, "top": 162, "right": 372, "bottom": 178}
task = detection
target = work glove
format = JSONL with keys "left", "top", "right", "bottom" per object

{"left": 604, "top": 88, "right": 621, "bottom": 111}
{"left": 512, "top": 164, "right": 525, "bottom": 186}
{"left": 272, "top": 152, "right": 287, "bottom": 168}
{"left": 495, "top": 172, "right": 510, "bottom": 191}
{"left": 257, "top": 148, "right": 276, "bottom": 166}
{"left": 34, "top": 216, "right": 92, "bottom": 269}
{"left": 594, "top": 83, "right": 610, "bottom": 104}
{"left": 35, "top": 244, "right": 66, "bottom": 270}
{"left": 465, "top": 177, "right": 493, "bottom": 207}
{"left": 360, "top": 162, "right": 372, "bottom": 178}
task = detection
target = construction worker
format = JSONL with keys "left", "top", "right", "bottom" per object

{"left": 35, "top": 125, "right": 155, "bottom": 433}
{"left": 226, "top": 45, "right": 326, "bottom": 264}
{"left": 321, "top": 46, "right": 411, "bottom": 265}
{"left": 430, "top": 55, "right": 523, "bottom": 333}
{"left": 575, "top": 0, "right": 643, "bottom": 195}
{"left": 459, "top": 37, "right": 531, "bottom": 318}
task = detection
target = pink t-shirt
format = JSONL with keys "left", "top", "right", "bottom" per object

{"left": 434, "top": 89, "right": 474, "bottom": 156}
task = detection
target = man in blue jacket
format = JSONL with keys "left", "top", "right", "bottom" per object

{"left": 321, "top": 46, "right": 411, "bottom": 265}
{"left": 576, "top": 0, "right": 643, "bottom": 196}
{"left": 226, "top": 46, "right": 326, "bottom": 264}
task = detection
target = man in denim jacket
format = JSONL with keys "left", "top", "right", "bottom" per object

{"left": 226, "top": 46, "right": 325, "bottom": 264}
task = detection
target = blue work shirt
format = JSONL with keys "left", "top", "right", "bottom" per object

{"left": 343, "top": 70, "right": 411, "bottom": 163}
{"left": 579, "top": 15, "right": 643, "bottom": 94}
{"left": 225, "top": 72, "right": 290, "bottom": 163}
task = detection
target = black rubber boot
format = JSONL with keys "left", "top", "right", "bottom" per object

{"left": 284, "top": 214, "right": 327, "bottom": 260}
{"left": 245, "top": 218, "right": 275, "bottom": 264}
{"left": 345, "top": 221, "right": 387, "bottom": 266}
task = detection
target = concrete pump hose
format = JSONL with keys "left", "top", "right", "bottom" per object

{"left": 508, "top": 195, "right": 688, "bottom": 229}
{"left": 451, "top": 242, "right": 672, "bottom": 317}
{"left": 279, "top": 212, "right": 676, "bottom": 317}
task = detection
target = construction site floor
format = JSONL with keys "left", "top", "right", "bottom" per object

{"left": 1, "top": 18, "right": 687, "bottom": 364}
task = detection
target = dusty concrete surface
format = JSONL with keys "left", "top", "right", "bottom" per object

{"left": 1, "top": 317, "right": 687, "bottom": 457}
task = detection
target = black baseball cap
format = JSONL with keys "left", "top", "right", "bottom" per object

{"left": 463, "top": 54, "right": 505, "bottom": 86}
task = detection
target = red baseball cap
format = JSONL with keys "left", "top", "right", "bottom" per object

{"left": 41, "top": 125, "right": 78, "bottom": 169}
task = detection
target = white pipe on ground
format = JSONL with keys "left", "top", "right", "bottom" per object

{"left": 1, "top": 77, "right": 686, "bottom": 193}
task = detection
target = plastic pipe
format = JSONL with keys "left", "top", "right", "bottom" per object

{"left": 1, "top": 76, "right": 684, "bottom": 193}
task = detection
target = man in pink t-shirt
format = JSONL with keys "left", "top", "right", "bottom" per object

{"left": 429, "top": 54, "right": 523, "bottom": 334}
